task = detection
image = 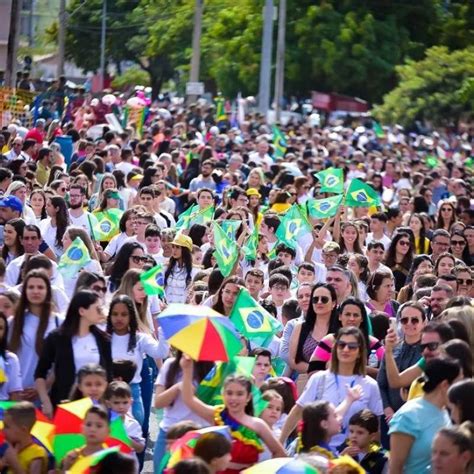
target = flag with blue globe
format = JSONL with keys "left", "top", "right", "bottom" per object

{"left": 345, "top": 178, "right": 381, "bottom": 208}
{"left": 316, "top": 167, "right": 344, "bottom": 194}
{"left": 58, "top": 237, "right": 92, "bottom": 278}
{"left": 140, "top": 264, "right": 165, "bottom": 297}
{"left": 307, "top": 194, "right": 344, "bottom": 219}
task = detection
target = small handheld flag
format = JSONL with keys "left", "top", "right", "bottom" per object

{"left": 93, "top": 209, "right": 123, "bottom": 241}
{"left": 316, "top": 167, "right": 344, "bottom": 194}
{"left": 307, "top": 194, "right": 344, "bottom": 219}
{"left": 275, "top": 204, "right": 312, "bottom": 245}
{"left": 220, "top": 220, "right": 242, "bottom": 241}
{"left": 213, "top": 222, "right": 239, "bottom": 277}
{"left": 176, "top": 205, "right": 214, "bottom": 231}
{"left": 373, "top": 121, "right": 385, "bottom": 138}
{"left": 272, "top": 125, "right": 287, "bottom": 159}
{"left": 426, "top": 155, "right": 439, "bottom": 168}
{"left": 140, "top": 264, "right": 165, "bottom": 297}
{"left": 345, "top": 179, "right": 381, "bottom": 208}
{"left": 242, "top": 225, "right": 258, "bottom": 261}
{"left": 58, "top": 237, "right": 92, "bottom": 278}
{"left": 215, "top": 97, "right": 227, "bottom": 123}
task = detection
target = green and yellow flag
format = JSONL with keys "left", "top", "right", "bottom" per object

{"left": 275, "top": 204, "right": 312, "bottom": 245}
{"left": 316, "top": 167, "right": 344, "bottom": 194}
{"left": 220, "top": 220, "right": 241, "bottom": 241}
{"left": 230, "top": 288, "right": 283, "bottom": 339}
{"left": 307, "top": 194, "right": 344, "bottom": 219}
{"left": 140, "top": 264, "right": 165, "bottom": 297}
{"left": 213, "top": 222, "right": 239, "bottom": 277}
{"left": 345, "top": 179, "right": 381, "bottom": 208}
{"left": 242, "top": 225, "right": 258, "bottom": 261}
{"left": 176, "top": 205, "right": 214, "bottom": 231}
{"left": 215, "top": 97, "right": 227, "bottom": 123}
{"left": 93, "top": 209, "right": 123, "bottom": 241}
{"left": 58, "top": 237, "right": 91, "bottom": 278}
{"left": 272, "top": 125, "right": 287, "bottom": 159}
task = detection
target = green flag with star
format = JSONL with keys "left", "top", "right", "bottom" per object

{"left": 275, "top": 204, "right": 312, "bottom": 245}
{"left": 213, "top": 222, "right": 239, "bottom": 277}
{"left": 345, "top": 179, "right": 381, "bottom": 208}
{"left": 316, "top": 167, "right": 344, "bottom": 194}
{"left": 307, "top": 194, "right": 344, "bottom": 219}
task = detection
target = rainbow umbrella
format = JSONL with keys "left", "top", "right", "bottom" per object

{"left": 53, "top": 398, "right": 132, "bottom": 464}
{"left": 158, "top": 304, "right": 243, "bottom": 361}
{"left": 243, "top": 458, "right": 319, "bottom": 473}
{"left": 0, "top": 401, "right": 54, "bottom": 453}
{"left": 69, "top": 446, "right": 119, "bottom": 474}
{"left": 167, "top": 425, "right": 231, "bottom": 468}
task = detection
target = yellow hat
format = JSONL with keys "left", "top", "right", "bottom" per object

{"left": 246, "top": 188, "right": 261, "bottom": 198}
{"left": 172, "top": 233, "right": 193, "bottom": 252}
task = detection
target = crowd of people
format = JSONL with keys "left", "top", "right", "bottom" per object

{"left": 0, "top": 88, "right": 472, "bottom": 474}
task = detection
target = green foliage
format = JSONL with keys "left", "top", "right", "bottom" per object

{"left": 111, "top": 67, "right": 150, "bottom": 89}
{"left": 373, "top": 47, "right": 474, "bottom": 126}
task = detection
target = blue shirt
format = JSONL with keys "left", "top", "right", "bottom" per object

{"left": 389, "top": 397, "right": 450, "bottom": 474}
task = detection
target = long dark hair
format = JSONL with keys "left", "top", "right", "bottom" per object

{"left": 330, "top": 327, "right": 367, "bottom": 376}
{"left": 29, "top": 189, "right": 47, "bottom": 220}
{"left": 0, "top": 313, "right": 9, "bottom": 358}
{"left": 212, "top": 276, "right": 245, "bottom": 315}
{"left": 422, "top": 357, "right": 460, "bottom": 393}
{"left": 164, "top": 246, "right": 193, "bottom": 287}
{"left": 9, "top": 269, "right": 53, "bottom": 355}
{"left": 223, "top": 374, "right": 254, "bottom": 416}
{"left": 50, "top": 196, "right": 69, "bottom": 248}
{"left": 106, "top": 295, "right": 138, "bottom": 353}
{"left": 1, "top": 218, "right": 25, "bottom": 260}
{"left": 299, "top": 401, "right": 331, "bottom": 452}
{"left": 139, "top": 167, "right": 158, "bottom": 189}
{"left": 385, "top": 232, "right": 414, "bottom": 271}
{"left": 188, "top": 224, "right": 207, "bottom": 247}
{"left": 406, "top": 254, "right": 433, "bottom": 284}
{"left": 448, "top": 380, "right": 474, "bottom": 423}
{"left": 164, "top": 351, "right": 214, "bottom": 392}
{"left": 408, "top": 213, "right": 428, "bottom": 253}
{"left": 338, "top": 297, "right": 370, "bottom": 350}
{"left": 436, "top": 201, "right": 457, "bottom": 230}
{"left": 304, "top": 283, "right": 339, "bottom": 334}
{"left": 339, "top": 222, "right": 363, "bottom": 254}
{"left": 59, "top": 290, "right": 101, "bottom": 338}
{"left": 109, "top": 242, "right": 143, "bottom": 289}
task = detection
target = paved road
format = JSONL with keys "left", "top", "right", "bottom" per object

{"left": 142, "top": 408, "right": 159, "bottom": 473}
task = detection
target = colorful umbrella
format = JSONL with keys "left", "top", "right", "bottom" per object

{"left": 167, "top": 425, "right": 231, "bottom": 468}
{"left": 69, "top": 446, "right": 119, "bottom": 474}
{"left": 243, "top": 458, "right": 319, "bottom": 473}
{"left": 158, "top": 304, "right": 243, "bottom": 362}
{"left": 52, "top": 398, "right": 132, "bottom": 464}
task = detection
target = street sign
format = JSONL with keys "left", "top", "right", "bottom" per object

{"left": 186, "top": 82, "right": 204, "bottom": 96}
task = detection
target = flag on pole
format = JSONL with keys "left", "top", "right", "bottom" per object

{"left": 272, "top": 125, "right": 287, "bottom": 159}
{"left": 93, "top": 209, "right": 123, "bottom": 241}
{"left": 373, "top": 121, "right": 385, "bottom": 138}
{"left": 315, "top": 167, "right": 344, "bottom": 194}
{"left": 275, "top": 204, "right": 312, "bottom": 245}
{"left": 140, "top": 264, "right": 165, "bottom": 297}
{"left": 307, "top": 194, "right": 344, "bottom": 219}
{"left": 213, "top": 222, "right": 239, "bottom": 277}
{"left": 58, "top": 237, "right": 92, "bottom": 278}
{"left": 176, "top": 205, "right": 214, "bottom": 231}
{"left": 229, "top": 288, "right": 283, "bottom": 340}
{"left": 345, "top": 179, "right": 381, "bottom": 208}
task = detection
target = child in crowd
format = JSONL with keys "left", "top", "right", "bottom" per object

{"left": 251, "top": 348, "right": 273, "bottom": 388}
{"left": 259, "top": 390, "right": 285, "bottom": 461}
{"left": 193, "top": 432, "right": 232, "bottom": 473}
{"left": 61, "top": 405, "right": 110, "bottom": 472}
{"left": 341, "top": 409, "right": 389, "bottom": 474}
{"left": 173, "top": 458, "right": 210, "bottom": 474}
{"left": 0, "top": 402, "right": 48, "bottom": 473}
{"left": 297, "top": 401, "right": 342, "bottom": 459}
{"left": 69, "top": 363, "right": 108, "bottom": 402}
{"left": 104, "top": 381, "right": 145, "bottom": 455}
{"left": 112, "top": 359, "right": 138, "bottom": 384}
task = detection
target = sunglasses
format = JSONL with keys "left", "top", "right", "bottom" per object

{"left": 451, "top": 240, "right": 465, "bottom": 246}
{"left": 400, "top": 317, "right": 421, "bottom": 325}
{"left": 398, "top": 240, "right": 411, "bottom": 247}
{"left": 91, "top": 285, "right": 107, "bottom": 294}
{"left": 420, "top": 342, "right": 440, "bottom": 352}
{"left": 441, "top": 207, "right": 453, "bottom": 212}
{"left": 312, "top": 296, "right": 330, "bottom": 304}
{"left": 336, "top": 341, "right": 360, "bottom": 351}
{"left": 131, "top": 255, "right": 147, "bottom": 263}
{"left": 457, "top": 278, "right": 473, "bottom": 285}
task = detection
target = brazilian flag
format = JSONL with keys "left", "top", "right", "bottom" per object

{"left": 140, "top": 264, "right": 165, "bottom": 297}
{"left": 275, "top": 204, "right": 312, "bottom": 245}
{"left": 213, "top": 222, "right": 239, "bottom": 277}
{"left": 93, "top": 209, "right": 123, "bottom": 241}
{"left": 316, "top": 167, "right": 344, "bottom": 194}
{"left": 242, "top": 225, "right": 258, "bottom": 261}
{"left": 345, "top": 179, "right": 381, "bottom": 208}
{"left": 307, "top": 194, "right": 344, "bottom": 219}
{"left": 220, "top": 220, "right": 241, "bottom": 241}
{"left": 229, "top": 288, "right": 283, "bottom": 339}
{"left": 272, "top": 125, "right": 287, "bottom": 159}
{"left": 58, "top": 237, "right": 91, "bottom": 278}
{"left": 176, "top": 205, "right": 214, "bottom": 231}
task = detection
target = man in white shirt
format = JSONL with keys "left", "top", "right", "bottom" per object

{"left": 68, "top": 184, "right": 99, "bottom": 235}
{"left": 248, "top": 139, "right": 274, "bottom": 172}
{"left": 366, "top": 212, "right": 391, "bottom": 250}
{"left": 4, "top": 137, "right": 24, "bottom": 161}
{"left": 115, "top": 148, "right": 136, "bottom": 175}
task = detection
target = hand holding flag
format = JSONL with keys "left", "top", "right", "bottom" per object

{"left": 345, "top": 179, "right": 381, "bottom": 208}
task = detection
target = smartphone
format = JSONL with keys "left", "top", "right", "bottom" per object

{"left": 389, "top": 318, "right": 397, "bottom": 333}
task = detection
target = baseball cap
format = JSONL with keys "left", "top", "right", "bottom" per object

{"left": 0, "top": 195, "right": 23, "bottom": 213}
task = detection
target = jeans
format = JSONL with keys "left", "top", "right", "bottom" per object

{"left": 153, "top": 427, "right": 168, "bottom": 474}
{"left": 130, "top": 383, "right": 145, "bottom": 427}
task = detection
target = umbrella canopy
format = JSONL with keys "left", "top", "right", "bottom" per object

{"left": 69, "top": 446, "right": 119, "bottom": 474}
{"left": 243, "top": 458, "right": 319, "bottom": 473}
{"left": 158, "top": 304, "right": 242, "bottom": 362}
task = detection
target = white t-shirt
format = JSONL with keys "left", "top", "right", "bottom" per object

{"left": 8, "top": 312, "right": 64, "bottom": 388}
{"left": 5, "top": 254, "right": 64, "bottom": 288}
{"left": 104, "top": 232, "right": 133, "bottom": 258}
{"left": 155, "top": 358, "right": 210, "bottom": 431}
{"left": 297, "top": 370, "right": 383, "bottom": 448}
{"left": 111, "top": 330, "right": 169, "bottom": 383}
{"left": 69, "top": 211, "right": 99, "bottom": 236}
{"left": 63, "top": 259, "right": 103, "bottom": 299}
{"left": 72, "top": 333, "right": 100, "bottom": 372}
{"left": 39, "top": 218, "right": 64, "bottom": 258}
{"left": 0, "top": 352, "right": 23, "bottom": 400}
{"left": 116, "top": 161, "right": 136, "bottom": 175}
{"left": 366, "top": 233, "right": 392, "bottom": 251}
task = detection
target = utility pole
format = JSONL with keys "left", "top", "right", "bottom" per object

{"left": 99, "top": 0, "right": 107, "bottom": 90}
{"left": 258, "top": 0, "right": 274, "bottom": 116}
{"left": 5, "top": 0, "right": 23, "bottom": 87}
{"left": 274, "top": 0, "right": 286, "bottom": 122}
{"left": 57, "top": 0, "right": 66, "bottom": 76}
{"left": 187, "top": 0, "right": 203, "bottom": 104}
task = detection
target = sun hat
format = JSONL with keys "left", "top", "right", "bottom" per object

{"left": 172, "top": 233, "right": 193, "bottom": 252}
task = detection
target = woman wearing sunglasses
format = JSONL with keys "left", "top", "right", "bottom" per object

{"left": 385, "top": 232, "right": 414, "bottom": 292}
{"left": 309, "top": 297, "right": 385, "bottom": 378}
{"left": 108, "top": 242, "right": 146, "bottom": 292}
{"left": 450, "top": 231, "right": 471, "bottom": 265}
{"left": 280, "top": 327, "right": 383, "bottom": 450}
{"left": 436, "top": 201, "right": 457, "bottom": 232}
{"left": 288, "top": 283, "right": 340, "bottom": 394}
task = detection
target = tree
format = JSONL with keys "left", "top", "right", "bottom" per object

{"left": 373, "top": 46, "right": 474, "bottom": 126}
